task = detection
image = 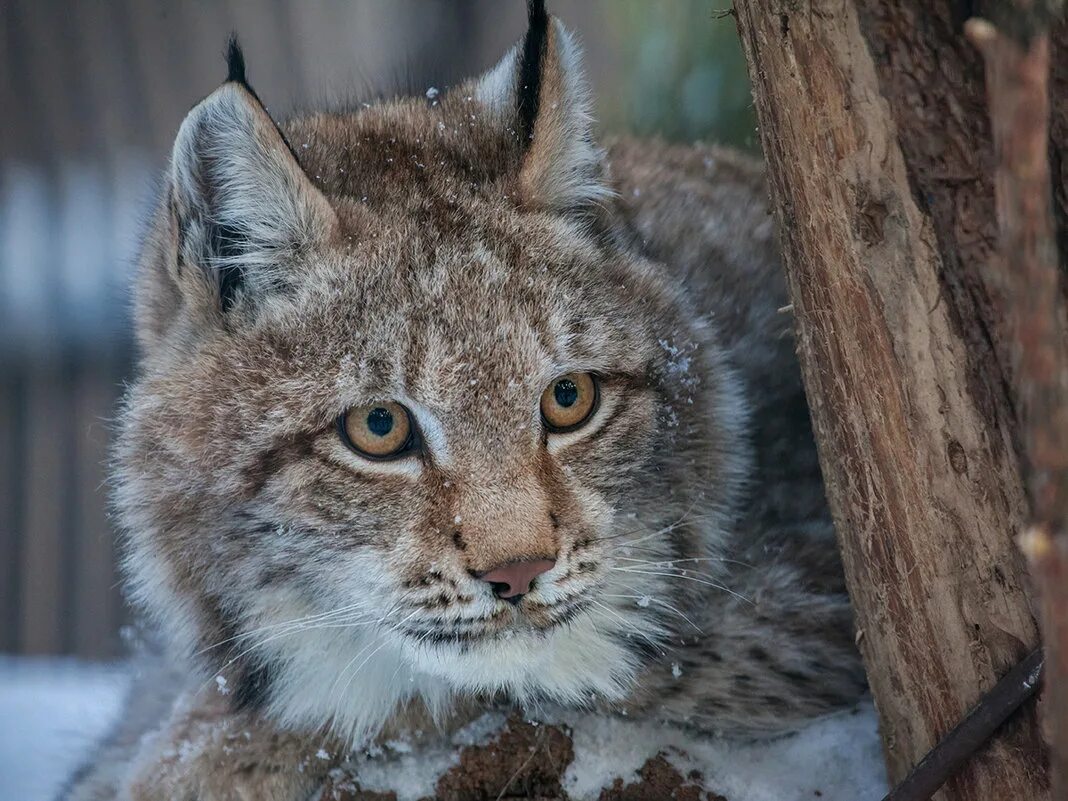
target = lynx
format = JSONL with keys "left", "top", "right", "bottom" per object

{"left": 65, "top": 3, "right": 865, "bottom": 798}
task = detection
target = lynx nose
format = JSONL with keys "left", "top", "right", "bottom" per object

{"left": 479, "top": 559, "right": 556, "bottom": 603}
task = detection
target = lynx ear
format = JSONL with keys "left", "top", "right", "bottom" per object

{"left": 475, "top": 1, "right": 609, "bottom": 213}
{"left": 165, "top": 40, "right": 336, "bottom": 314}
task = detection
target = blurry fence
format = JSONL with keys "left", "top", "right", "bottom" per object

{"left": 0, "top": 160, "right": 148, "bottom": 657}
{"left": 1, "top": 0, "right": 752, "bottom": 659}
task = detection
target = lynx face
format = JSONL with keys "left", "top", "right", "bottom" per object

{"left": 118, "top": 10, "right": 746, "bottom": 743}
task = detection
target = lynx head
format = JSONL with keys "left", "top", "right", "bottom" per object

{"left": 118, "top": 1, "right": 747, "bottom": 743}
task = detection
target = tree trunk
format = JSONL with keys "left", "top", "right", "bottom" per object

{"left": 733, "top": 1, "right": 1058, "bottom": 798}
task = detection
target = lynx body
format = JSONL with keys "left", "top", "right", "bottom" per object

{"left": 65, "top": 5, "right": 864, "bottom": 799}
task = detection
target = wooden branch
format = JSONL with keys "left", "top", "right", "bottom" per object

{"left": 732, "top": 1, "right": 1050, "bottom": 797}
{"left": 967, "top": 11, "right": 1068, "bottom": 796}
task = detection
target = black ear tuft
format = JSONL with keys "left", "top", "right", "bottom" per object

{"left": 518, "top": 0, "right": 549, "bottom": 143}
{"left": 225, "top": 34, "right": 248, "bottom": 85}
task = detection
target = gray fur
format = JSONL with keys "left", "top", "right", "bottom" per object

{"left": 64, "top": 17, "right": 864, "bottom": 801}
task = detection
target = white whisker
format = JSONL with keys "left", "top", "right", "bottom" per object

{"left": 588, "top": 598, "right": 664, "bottom": 654}
{"left": 602, "top": 593, "right": 702, "bottom": 632}
{"left": 608, "top": 567, "right": 753, "bottom": 605}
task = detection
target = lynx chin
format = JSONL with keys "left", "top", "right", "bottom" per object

{"left": 66, "top": 2, "right": 865, "bottom": 798}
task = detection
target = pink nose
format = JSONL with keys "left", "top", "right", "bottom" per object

{"left": 478, "top": 559, "right": 556, "bottom": 601}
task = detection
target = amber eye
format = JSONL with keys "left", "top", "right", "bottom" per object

{"left": 338, "top": 402, "right": 415, "bottom": 459}
{"left": 540, "top": 373, "right": 599, "bottom": 433}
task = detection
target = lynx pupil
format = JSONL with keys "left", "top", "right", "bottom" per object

{"left": 554, "top": 379, "right": 578, "bottom": 408}
{"left": 367, "top": 407, "right": 394, "bottom": 437}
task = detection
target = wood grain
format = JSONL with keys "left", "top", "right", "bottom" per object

{"left": 734, "top": 1, "right": 1048, "bottom": 797}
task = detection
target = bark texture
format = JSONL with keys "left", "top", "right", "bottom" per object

{"left": 733, "top": 1, "right": 1056, "bottom": 798}
{"left": 968, "top": 9, "right": 1068, "bottom": 797}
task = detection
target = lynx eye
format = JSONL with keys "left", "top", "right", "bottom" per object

{"left": 338, "top": 402, "right": 414, "bottom": 459}
{"left": 540, "top": 373, "right": 599, "bottom": 433}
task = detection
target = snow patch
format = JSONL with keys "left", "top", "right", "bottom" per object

{"left": 561, "top": 704, "right": 887, "bottom": 801}
{"left": 0, "top": 659, "right": 887, "bottom": 801}
{"left": 0, "top": 658, "right": 129, "bottom": 801}
{"left": 344, "top": 712, "right": 507, "bottom": 801}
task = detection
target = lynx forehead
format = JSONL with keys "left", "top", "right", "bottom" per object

{"left": 109, "top": 1, "right": 862, "bottom": 756}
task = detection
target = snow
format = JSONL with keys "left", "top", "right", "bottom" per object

{"left": 0, "top": 658, "right": 129, "bottom": 801}
{"left": 0, "top": 659, "right": 887, "bottom": 801}
{"left": 559, "top": 705, "right": 887, "bottom": 801}
{"left": 334, "top": 705, "right": 886, "bottom": 801}
{"left": 343, "top": 739, "right": 460, "bottom": 800}
{"left": 331, "top": 711, "right": 507, "bottom": 801}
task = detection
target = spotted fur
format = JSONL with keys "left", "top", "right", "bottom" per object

{"left": 65, "top": 7, "right": 864, "bottom": 799}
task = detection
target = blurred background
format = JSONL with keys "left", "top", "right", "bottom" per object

{"left": 0, "top": 0, "right": 756, "bottom": 662}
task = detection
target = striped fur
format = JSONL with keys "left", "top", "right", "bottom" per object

{"left": 64, "top": 9, "right": 864, "bottom": 801}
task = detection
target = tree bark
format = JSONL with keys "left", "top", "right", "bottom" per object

{"left": 967, "top": 7, "right": 1068, "bottom": 796}
{"left": 733, "top": 1, "right": 1057, "bottom": 798}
